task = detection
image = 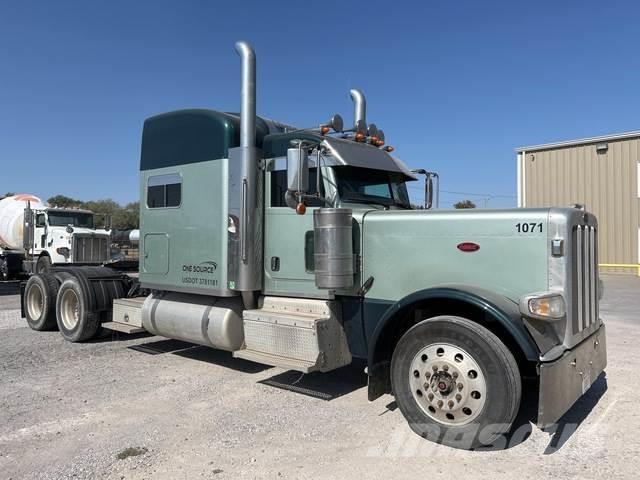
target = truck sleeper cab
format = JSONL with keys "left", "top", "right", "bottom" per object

{"left": 21, "top": 41, "right": 606, "bottom": 450}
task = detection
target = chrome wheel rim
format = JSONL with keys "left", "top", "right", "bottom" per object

{"left": 409, "top": 343, "right": 487, "bottom": 426}
{"left": 59, "top": 289, "right": 80, "bottom": 330}
{"left": 27, "top": 284, "right": 44, "bottom": 319}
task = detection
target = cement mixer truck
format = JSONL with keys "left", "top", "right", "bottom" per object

{"left": 0, "top": 194, "right": 111, "bottom": 279}
{"left": 20, "top": 42, "right": 607, "bottom": 449}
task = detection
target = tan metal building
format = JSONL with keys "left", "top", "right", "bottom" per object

{"left": 517, "top": 131, "right": 640, "bottom": 275}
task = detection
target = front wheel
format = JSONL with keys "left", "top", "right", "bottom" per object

{"left": 391, "top": 316, "right": 521, "bottom": 449}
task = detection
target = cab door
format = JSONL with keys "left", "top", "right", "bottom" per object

{"left": 263, "top": 161, "right": 327, "bottom": 297}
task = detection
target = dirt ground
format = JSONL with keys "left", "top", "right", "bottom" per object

{"left": 0, "top": 276, "right": 638, "bottom": 479}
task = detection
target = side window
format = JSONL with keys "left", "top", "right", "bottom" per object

{"left": 35, "top": 214, "right": 46, "bottom": 227}
{"left": 270, "top": 170, "right": 288, "bottom": 207}
{"left": 147, "top": 173, "right": 182, "bottom": 208}
{"left": 270, "top": 168, "right": 323, "bottom": 207}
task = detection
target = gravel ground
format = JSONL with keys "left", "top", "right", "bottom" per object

{"left": 0, "top": 276, "right": 638, "bottom": 479}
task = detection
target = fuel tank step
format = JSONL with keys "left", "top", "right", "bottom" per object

{"left": 233, "top": 349, "right": 317, "bottom": 373}
{"left": 101, "top": 321, "right": 146, "bottom": 334}
{"left": 233, "top": 297, "right": 351, "bottom": 373}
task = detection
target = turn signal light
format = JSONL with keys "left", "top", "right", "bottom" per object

{"left": 528, "top": 295, "right": 565, "bottom": 320}
{"left": 296, "top": 203, "right": 307, "bottom": 215}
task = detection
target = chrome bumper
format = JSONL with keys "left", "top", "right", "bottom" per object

{"left": 537, "top": 323, "right": 607, "bottom": 427}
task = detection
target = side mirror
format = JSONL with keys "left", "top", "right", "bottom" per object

{"left": 411, "top": 169, "right": 439, "bottom": 210}
{"left": 287, "top": 147, "right": 309, "bottom": 195}
{"left": 23, "top": 205, "right": 35, "bottom": 250}
{"left": 425, "top": 176, "right": 434, "bottom": 210}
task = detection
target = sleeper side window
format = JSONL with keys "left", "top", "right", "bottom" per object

{"left": 147, "top": 173, "right": 182, "bottom": 208}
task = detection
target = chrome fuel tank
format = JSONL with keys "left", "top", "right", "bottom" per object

{"left": 142, "top": 292, "right": 244, "bottom": 351}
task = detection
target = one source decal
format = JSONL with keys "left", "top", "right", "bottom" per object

{"left": 181, "top": 261, "right": 218, "bottom": 286}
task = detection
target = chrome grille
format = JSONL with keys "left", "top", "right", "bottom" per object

{"left": 73, "top": 235, "right": 109, "bottom": 263}
{"left": 573, "top": 225, "right": 598, "bottom": 334}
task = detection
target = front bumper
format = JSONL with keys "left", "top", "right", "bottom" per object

{"left": 537, "top": 323, "right": 607, "bottom": 427}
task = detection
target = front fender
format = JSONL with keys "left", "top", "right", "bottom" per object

{"left": 367, "top": 285, "right": 540, "bottom": 377}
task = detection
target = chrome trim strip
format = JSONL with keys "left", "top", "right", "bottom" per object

{"left": 577, "top": 226, "right": 583, "bottom": 331}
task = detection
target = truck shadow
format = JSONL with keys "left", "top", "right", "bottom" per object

{"left": 258, "top": 359, "right": 368, "bottom": 401}
{"left": 541, "top": 372, "right": 608, "bottom": 454}
{"left": 127, "top": 339, "right": 271, "bottom": 374}
{"left": 0, "top": 281, "right": 20, "bottom": 296}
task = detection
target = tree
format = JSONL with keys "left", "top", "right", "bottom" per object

{"left": 454, "top": 199, "right": 476, "bottom": 209}
{"left": 82, "top": 198, "right": 132, "bottom": 230}
{"left": 112, "top": 202, "right": 139, "bottom": 230}
{"left": 47, "top": 195, "right": 83, "bottom": 208}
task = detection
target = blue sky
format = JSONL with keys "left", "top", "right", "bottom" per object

{"left": 2, "top": 1, "right": 639, "bottom": 208}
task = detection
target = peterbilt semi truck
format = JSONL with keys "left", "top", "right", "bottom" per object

{"left": 20, "top": 42, "right": 606, "bottom": 449}
{"left": 0, "top": 194, "right": 111, "bottom": 279}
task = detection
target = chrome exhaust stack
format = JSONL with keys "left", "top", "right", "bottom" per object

{"left": 228, "top": 41, "right": 262, "bottom": 309}
{"left": 235, "top": 41, "right": 256, "bottom": 149}
{"left": 349, "top": 88, "right": 367, "bottom": 133}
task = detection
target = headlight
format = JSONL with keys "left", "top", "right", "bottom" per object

{"left": 520, "top": 293, "right": 565, "bottom": 321}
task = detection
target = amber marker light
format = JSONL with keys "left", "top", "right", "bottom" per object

{"left": 320, "top": 126, "right": 330, "bottom": 135}
{"left": 296, "top": 203, "right": 307, "bottom": 215}
{"left": 355, "top": 132, "right": 366, "bottom": 142}
{"left": 384, "top": 146, "right": 394, "bottom": 152}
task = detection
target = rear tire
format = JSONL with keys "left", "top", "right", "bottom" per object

{"left": 391, "top": 315, "right": 521, "bottom": 449}
{"left": 36, "top": 256, "right": 52, "bottom": 273}
{"left": 56, "top": 277, "right": 101, "bottom": 342}
{"left": 24, "top": 274, "right": 60, "bottom": 330}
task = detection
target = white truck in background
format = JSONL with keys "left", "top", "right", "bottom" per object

{"left": 0, "top": 194, "right": 111, "bottom": 279}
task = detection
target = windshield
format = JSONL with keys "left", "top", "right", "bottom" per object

{"left": 47, "top": 211, "right": 95, "bottom": 228}
{"left": 334, "top": 166, "right": 412, "bottom": 208}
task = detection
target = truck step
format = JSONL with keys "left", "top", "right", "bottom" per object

{"left": 101, "top": 321, "right": 146, "bottom": 334}
{"left": 233, "top": 349, "right": 316, "bottom": 373}
{"left": 236, "top": 297, "right": 351, "bottom": 373}
{"left": 258, "top": 296, "right": 332, "bottom": 317}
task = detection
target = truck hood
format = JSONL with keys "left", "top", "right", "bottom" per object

{"left": 359, "top": 208, "right": 551, "bottom": 302}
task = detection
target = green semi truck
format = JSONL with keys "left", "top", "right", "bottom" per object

{"left": 21, "top": 42, "right": 606, "bottom": 449}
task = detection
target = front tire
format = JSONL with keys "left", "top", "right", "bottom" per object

{"left": 391, "top": 316, "right": 521, "bottom": 449}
